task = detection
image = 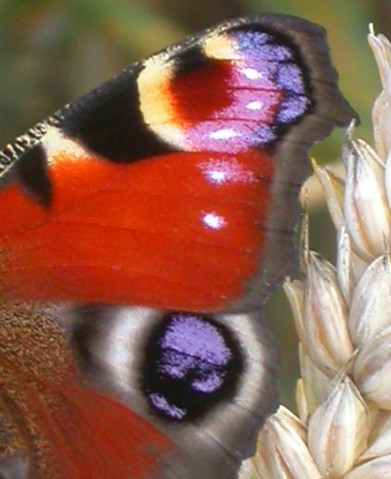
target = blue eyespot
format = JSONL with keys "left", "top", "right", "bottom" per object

{"left": 141, "top": 312, "right": 244, "bottom": 421}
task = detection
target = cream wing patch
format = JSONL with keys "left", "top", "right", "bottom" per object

{"left": 202, "top": 33, "right": 239, "bottom": 61}
{"left": 138, "top": 55, "right": 187, "bottom": 149}
{"left": 43, "top": 126, "right": 91, "bottom": 164}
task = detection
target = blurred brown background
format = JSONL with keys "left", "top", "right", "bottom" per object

{"left": 0, "top": 0, "right": 387, "bottom": 409}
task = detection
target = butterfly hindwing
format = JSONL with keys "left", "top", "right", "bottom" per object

{"left": 0, "top": 301, "right": 278, "bottom": 479}
{"left": 0, "top": 14, "right": 355, "bottom": 313}
{"left": 0, "top": 302, "right": 173, "bottom": 479}
{"left": 69, "top": 305, "right": 278, "bottom": 479}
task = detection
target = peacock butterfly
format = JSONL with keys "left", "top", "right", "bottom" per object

{"left": 0, "top": 13, "right": 354, "bottom": 479}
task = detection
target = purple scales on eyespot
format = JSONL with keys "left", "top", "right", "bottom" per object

{"left": 142, "top": 312, "right": 243, "bottom": 421}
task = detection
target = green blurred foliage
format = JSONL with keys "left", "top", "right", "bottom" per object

{"left": 0, "top": 0, "right": 386, "bottom": 409}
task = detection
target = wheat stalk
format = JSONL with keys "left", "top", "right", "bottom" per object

{"left": 239, "top": 27, "right": 391, "bottom": 479}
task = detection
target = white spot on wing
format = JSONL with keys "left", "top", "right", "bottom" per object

{"left": 242, "top": 67, "right": 264, "bottom": 80}
{"left": 209, "top": 128, "right": 241, "bottom": 140}
{"left": 246, "top": 100, "right": 263, "bottom": 111}
{"left": 209, "top": 170, "right": 226, "bottom": 183}
{"left": 202, "top": 212, "right": 226, "bottom": 230}
{"left": 200, "top": 158, "right": 256, "bottom": 185}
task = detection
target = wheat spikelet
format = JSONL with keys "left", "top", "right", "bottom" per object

{"left": 239, "top": 27, "right": 391, "bottom": 479}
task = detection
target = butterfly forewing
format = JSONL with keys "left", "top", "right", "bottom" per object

{"left": 0, "top": 14, "right": 354, "bottom": 312}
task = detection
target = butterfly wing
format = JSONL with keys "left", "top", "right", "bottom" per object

{"left": 0, "top": 301, "right": 277, "bottom": 479}
{"left": 68, "top": 304, "right": 278, "bottom": 479}
{"left": 0, "top": 302, "right": 174, "bottom": 479}
{"left": 0, "top": 14, "right": 355, "bottom": 312}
